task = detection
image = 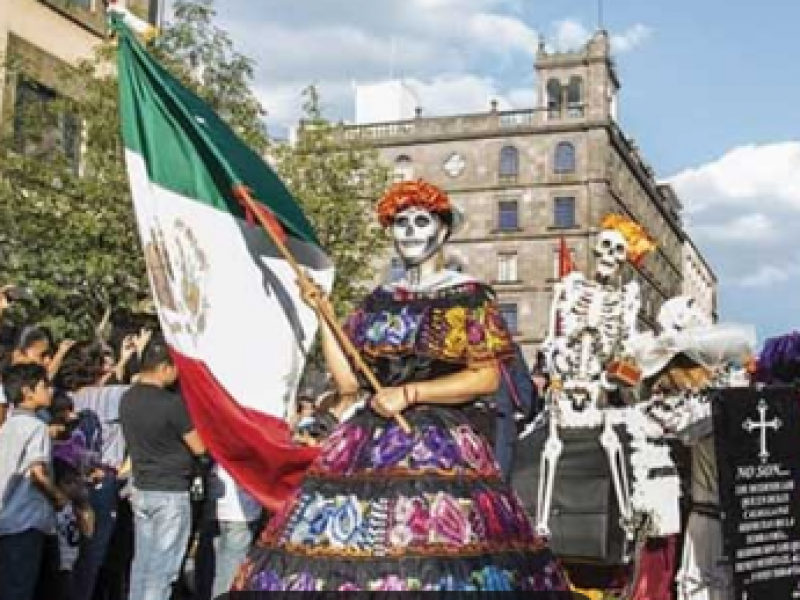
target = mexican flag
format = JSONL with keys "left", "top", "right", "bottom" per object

{"left": 111, "top": 12, "right": 332, "bottom": 510}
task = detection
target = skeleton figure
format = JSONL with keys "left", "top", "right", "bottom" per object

{"left": 543, "top": 229, "right": 641, "bottom": 413}
{"left": 536, "top": 227, "right": 642, "bottom": 541}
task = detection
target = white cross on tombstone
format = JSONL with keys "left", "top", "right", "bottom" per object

{"left": 742, "top": 399, "right": 782, "bottom": 464}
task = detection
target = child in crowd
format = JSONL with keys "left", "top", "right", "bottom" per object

{"left": 0, "top": 363, "right": 68, "bottom": 600}
{"left": 53, "top": 457, "right": 95, "bottom": 599}
{"left": 49, "top": 390, "right": 100, "bottom": 473}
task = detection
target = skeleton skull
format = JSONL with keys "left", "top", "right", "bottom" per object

{"left": 594, "top": 230, "right": 628, "bottom": 281}
{"left": 391, "top": 207, "right": 448, "bottom": 267}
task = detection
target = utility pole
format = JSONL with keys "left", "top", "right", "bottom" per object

{"left": 598, "top": 0, "right": 605, "bottom": 30}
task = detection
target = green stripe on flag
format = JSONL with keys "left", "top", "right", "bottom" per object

{"left": 114, "top": 18, "right": 319, "bottom": 246}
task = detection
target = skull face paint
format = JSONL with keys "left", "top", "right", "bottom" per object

{"left": 594, "top": 230, "right": 628, "bottom": 280}
{"left": 392, "top": 207, "right": 447, "bottom": 267}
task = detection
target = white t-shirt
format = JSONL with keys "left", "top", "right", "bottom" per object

{"left": 212, "top": 466, "right": 261, "bottom": 523}
{"left": 56, "top": 504, "right": 81, "bottom": 571}
{"left": 0, "top": 387, "right": 7, "bottom": 405}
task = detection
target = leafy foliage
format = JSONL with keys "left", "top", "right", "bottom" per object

{"left": 0, "top": 0, "right": 268, "bottom": 337}
{"left": 0, "top": 52, "right": 139, "bottom": 337}
{"left": 274, "top": 85, "right": 390, "bottom": 320}
{"left": 0, "top": 1, "right": 388, "bottom": 345}
{"left": 151, "top": 0, "right": 269, "bottom": 154}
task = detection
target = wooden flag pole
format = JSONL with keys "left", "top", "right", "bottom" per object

{"left": 232, "top": 185, "right": 411, "bottom": 434}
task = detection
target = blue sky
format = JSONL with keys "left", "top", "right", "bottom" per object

{"left": 191, "top": 0, "right": 800, "bottom": 343}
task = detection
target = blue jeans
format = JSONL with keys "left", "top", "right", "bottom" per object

{"left": 0, "top": 528, "right": 45, "bottom": 600}
{"left": 71, "top": 473, "right": 120, "bottom": 600}
{"left": 129, "top": 490, "right": 191, "bottom": 600}
{"left": 195, "top": 519, "right": 259, "bottom": 599}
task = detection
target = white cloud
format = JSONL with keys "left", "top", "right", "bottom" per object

{"left": 551, "top": 19, "right": 591, "bottom": 52}
{"left": 407, "top": 74, "right": 513, "bottom": 116}
{"left": 200, "top": 3, "right": 653, "bottom": 130}
{"left": 611, "top": 24, "right": 652, "bottom": 53}
{"left": 669, "top": 142, "right": 800, "bottom": 304}
{"left": 551, "top": 19, "right": 651, "bottom": 54}
{"left": 670, "top": 142, "right": 800, "bottom": 214}
{"left": 736, "top": 265, "right": 794, "bottom": 289}
{"left": 692, "top": 213, "right": 778, "bottom": 243}
{"left": 467, "top": 13, "right": 539, "bottom": 56}
{"left": 507, "top": 86, "right": 537, "bottom": 108}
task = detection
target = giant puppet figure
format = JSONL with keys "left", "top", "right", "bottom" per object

{"left": 535, "top": 215, "right": 654, "bottom": 541}
{"left": 630, "top": 297, "right": 755, "bottom": 600}
{"left": 235, "top": 180, "right": 568, "bottom": 592}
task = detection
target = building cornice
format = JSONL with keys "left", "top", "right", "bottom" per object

{"left": 605, "top": 121, "right": 685, "bottom": 241}
{"left": 339, "top": 111, "right": 611, "bottom": 148}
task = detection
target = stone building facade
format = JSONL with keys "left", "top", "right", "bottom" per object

{"left": 682, "top": 237, "right": 718, "bottom": 323}
{"left": 343, "top": 31, "right": 715, "bottom": 365}
{"left": 0, "top": 0, "right": 158, "bottom": 165}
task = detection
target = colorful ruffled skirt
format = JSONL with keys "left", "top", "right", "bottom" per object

{"left": 234, "top": 406, "right": 569, "bottom": 592}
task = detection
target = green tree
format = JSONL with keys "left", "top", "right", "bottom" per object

{"left": 0, "top": 0, "right": 269, "bottom": 337}
{"left": 151, "top": 0, "right": 269, "bottom": 154}
{"left": 0, "top": 1, "right": 388, "bottom": 344}
{"left": 274, "top": 85, "right": 390, "bottom": 320}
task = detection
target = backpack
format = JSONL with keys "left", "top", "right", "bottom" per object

{"left": 75, "top": 408, "right": 104, "bottom": 461}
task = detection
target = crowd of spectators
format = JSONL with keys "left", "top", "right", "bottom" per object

{"left": 0, "top": 284, "right": 544, "bottom": 600}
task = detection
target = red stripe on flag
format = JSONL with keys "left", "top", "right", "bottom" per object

{"left": 170, "top": 349, "right": 318, "bottom": 512}
{"left": 232, "top": 185, "right": 289, "bottom": 245}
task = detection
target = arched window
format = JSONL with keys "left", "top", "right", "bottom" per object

{"left": 567, "top": 76, "right": 584, "bottom": 117}
{"left": 554, "top": 141, "right": 576, "bottom": 174}
{"left": 499, "top": 145, "right": 519, "bottom": 182}
{"left": 393, "top": 155, "right": 413, "bottom": 182}
{"left": 546, "top": 78, "right": 562, "bottom": 117}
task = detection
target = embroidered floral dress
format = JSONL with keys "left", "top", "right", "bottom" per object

{"left": 235, "top": 282, "right": 569, "bottom": 592}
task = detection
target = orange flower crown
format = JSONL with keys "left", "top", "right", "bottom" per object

{"left": 376, "top": 180, "right": 454, "bottom": 228}
{"left": 601, "top": 214, "right": 656, "bottom": 265}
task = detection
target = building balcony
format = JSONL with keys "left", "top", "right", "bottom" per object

{"left": 342, "top": 108, "right": 553, "bottom": 144}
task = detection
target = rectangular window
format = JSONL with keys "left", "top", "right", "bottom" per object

{"left": 497, "top": 253, "right": 518, "bottom": 283}
{"left": 553, "top": 197, "right": 576, "bottom": 228}
{"left": 498, "top": 303, "right": 519, "bottom": 334}
{"left": 13, "top": 75, "right": 82, "bottom": 174}
{"left": 497, "top": 199, "right": 519, "bottom": 231}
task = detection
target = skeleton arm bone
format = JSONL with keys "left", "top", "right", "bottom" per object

{"left": 542, "top": 279, "right": 567, "bottom": 365}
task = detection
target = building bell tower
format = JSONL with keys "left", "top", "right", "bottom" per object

{"left": 535, "top": 30, "right": 620, "bottom": 122}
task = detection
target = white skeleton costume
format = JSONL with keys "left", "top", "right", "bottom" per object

{"left": 623, "top": 296, "right": 716, "bottom": 540}
{"left": 629, "top": 299, "right": 755, "bottom": 600}
{"left": 535, "top": 220, "right": 652, "bottom": 554}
